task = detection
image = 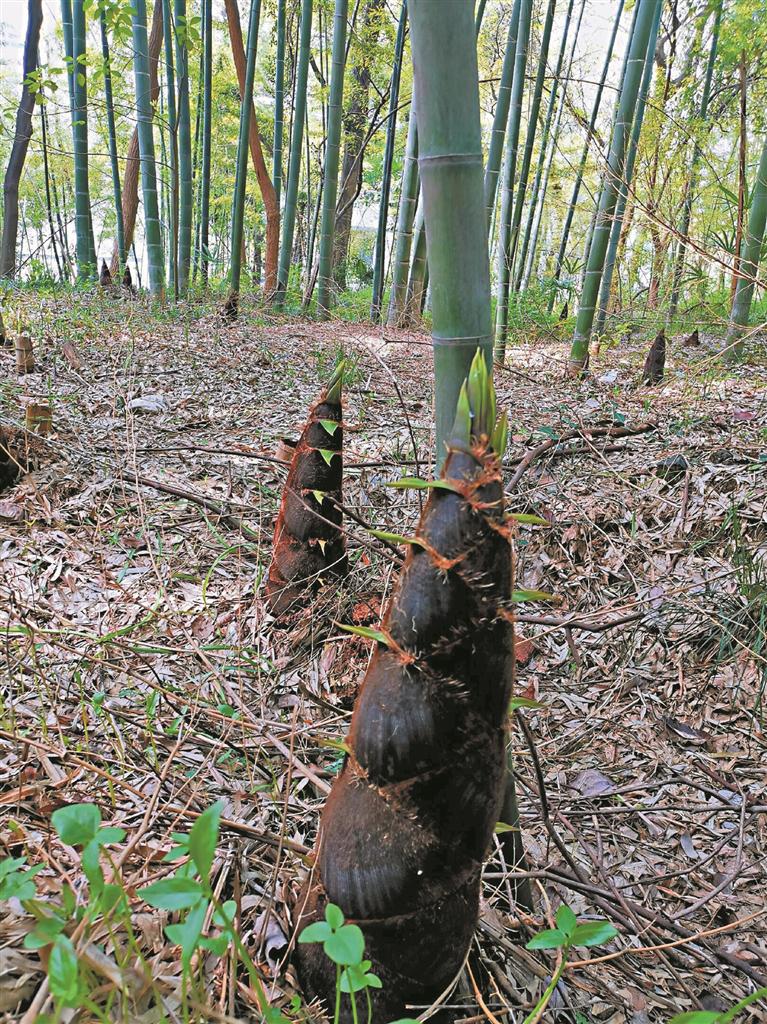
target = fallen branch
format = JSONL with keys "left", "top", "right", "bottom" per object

{"left": 119, "top": 469, "right": 262, "bottom": 542}
{"left": 514, "top": 611, "right": 642, "bottom": 632}
{"left": 507, "top": 421, "right": 657, "bottom": 491}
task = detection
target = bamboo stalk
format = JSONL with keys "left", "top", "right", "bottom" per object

{"left": 225, "top": 0, "right": 262, "bottom": 317}
{"left": 370, "top": 0, "right": 407, "bottom": 322}
{"left": 132, "top": 0, "right": 166, "bottom": 296}
{"left": 316, "top": 0, "right": 350, "bottom": 317}
{"left": 275, "top": 0, "right": 313, "bottom": 306}
{"left": 568, "top": 0, "right": 659, "bottom": 375}
{"left": 494, "top": 0, "right": 532, "bottom": 364}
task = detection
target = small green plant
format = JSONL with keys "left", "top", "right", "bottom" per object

{"left": 668, "top": 987, "right": 767, "bottom": 1023}
{"left": 0, "top": 802, "right": 296, "bottom": 1022}
{"left": 138, "top": 801, "right": 294, "bottom": 1021}
{"left": 299, "top": 904, "right": 417, "bottom": 1024}
{"left": 524, "top": 905, "right": 618, "bottom": 1024}
{"left": 1, "top": 804, "right": 129, "bottom": 1014}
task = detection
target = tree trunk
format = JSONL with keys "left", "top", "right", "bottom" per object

{"left": 0, "top": 0, "right": 43, "bottom": 279}
{"left": 224, "top": 0, "right": 279, "bottom": 296}
{"left": 112, "top": 0, "right": 163, "bottom": 278}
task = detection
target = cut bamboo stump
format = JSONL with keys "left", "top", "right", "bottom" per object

{"left": 15, "top": 333, "right": 35, "bottom": 374}
{"left": 25, "top": 402, "right": 52, "bottom": 435}
{"left": 0, "top": 311, "right": 10, "bottom": 349}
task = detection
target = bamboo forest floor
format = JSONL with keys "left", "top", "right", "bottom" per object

{"left": 1, "top": 294, "right": 766, "bottom": 1023}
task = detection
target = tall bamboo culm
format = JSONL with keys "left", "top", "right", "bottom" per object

{"left": 549, "top": 0, "right": 625, "bottom": 311}
{"left": 494, "top": 0, "right": 532, "bottom": 364}
{"left": 67, "top": 0, "right": 96, "bottom": 278}
{"left": 316, "top": 0, "right": 349, "bottom": 317}
{"left": 225, "top": 0, "right": 261, "bottom": 317}
{"left": 275, "top": 0, "right": 312, "bottom": 306}
{"left": 726, "top": 134, "right": 767, "bottom": 360}
{"left": 273, "top": 0, "right": 286, "bottom": 211}
{"left": 162, "top": 0, "right": 179, "bottom": 296}
{"left": 200, "top": 0, "right": 213, "bottom": 283}
{"left": 132, "top": 0, "right": 166, "bottom": 296}
{"left": 507, "top": 0, "right": 557, "bottom": 284}
{"left": 412, "top": 0, "right": 493, "bottom": 462}
{"left": 668, "top": 3, "right": 721, "bottom": 321}
{"left": 175, "top": 0, "right": 193, "bottom": 294}
{"left": 370, "top": 0, "right": 407, "bottom": 322}
{"left": 516, "top": 0, "right": 579, "bottom": 291}
{"left": 568, "top": 0, "right": 659, "bottom": 375}
{"left": 482, "top": 0, "right": 521, "bottom": 229}
{"left": 386, "top": 95, "right": 419, "bottom": 326}
{"left": 99, "top": 3, "right": 125, "bottom": 269}
{"left": 594, "top": 0, "right": 662, "bottom": 338}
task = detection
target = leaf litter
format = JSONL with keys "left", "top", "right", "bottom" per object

{"left": 0, "top": 295, "right": 765, "bottom": 1022}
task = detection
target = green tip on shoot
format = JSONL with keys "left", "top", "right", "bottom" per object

{"left": 450, "top": 381, "right": 472, "bottom": 448}
{"left": 450, "top": 350, "right": 506, "bottom": 456}
{"left": 325, "top": 359, "right": 345, "bottom": 403}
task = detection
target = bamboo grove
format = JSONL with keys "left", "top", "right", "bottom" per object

{"left": 2, "top": 0, "right": 767, "bottom": 360}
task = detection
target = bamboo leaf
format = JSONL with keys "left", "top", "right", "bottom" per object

{"left": 368, "top": 529, "right": 425, "bottom": 548}
{"left": 491, "top": 411, "right": 508, "bottom": 456}
{"left": 319, "top": 738, "right": 353, "bottom": 756}
{"left": 337, "top": 623, "right": 390, "bottom": 646}
{"left": 511, "top": 589, "right": 558, "bottom": 603}
{"left": 494, "top": 821, "right": 519, "bottom": 834}
{"left": 450, "top": 382, "right": 472, "bottom": 447}
{"left": 318, "top": 448, "right": 339, "bottom": 466}
{"left": 506, "top": 512, "right": 549, "bottom": 525}
{"left": 387, "top": 477, "right": 460, "bottom": 493}
{"left": 508, "top": 697, "right": 544, "bottom": 712}
{"left": 319, "top": 419, "right": 339, "bottom": 436}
